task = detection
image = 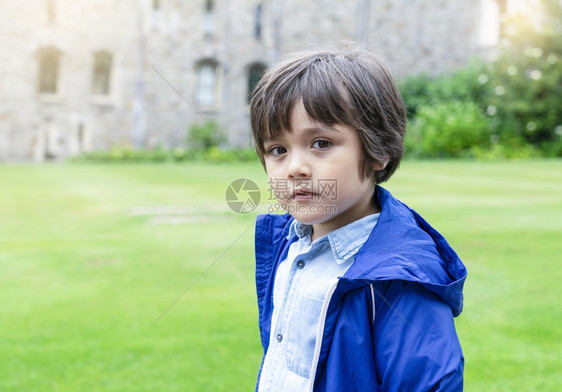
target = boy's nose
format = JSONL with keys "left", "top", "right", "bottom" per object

{"left": 286, "top": 151, "right": 312, "bottom": 179}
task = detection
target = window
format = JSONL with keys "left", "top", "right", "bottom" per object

{"left": 255, "top": 3, "right": 263, "bottom": 40}
{"left": 195, "top": 60, "right": 218, "bottom": 107}
{"left": 247, "top": 63, "right": 266, "bottom": 103}
{"left": 92, "top": 51, "right": 113, "bottom": 95}
{"left": 38, "top": 47, "right": 61, "bottom": 94}
{"left": 204, "top": 0, "right": 215, "bottom": 36}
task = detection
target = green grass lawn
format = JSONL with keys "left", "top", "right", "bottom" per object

{"left": 1, "top": 160, "right": 561, "bottom": 391}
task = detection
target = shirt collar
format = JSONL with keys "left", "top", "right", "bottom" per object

{"left": 287, "top": 219, "right": 313, "bottom": 240}
{"left": 287, "top": 213, "right": 380, "bottom": 264}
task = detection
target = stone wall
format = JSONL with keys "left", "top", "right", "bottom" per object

{"left": 0, "top": 0, "right": 497, "bottom": 161}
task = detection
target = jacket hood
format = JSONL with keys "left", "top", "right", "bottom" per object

{"left": 343, "top": 186, "right": 467, "bottom": 317}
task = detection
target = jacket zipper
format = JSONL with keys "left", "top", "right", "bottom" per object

{"left": 307, "top": 280, "right": 339, "bottom": 392}
{"left": 307, "top": 282, "right": 377, "bottom": 391}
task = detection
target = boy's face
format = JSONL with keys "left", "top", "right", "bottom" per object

{"left": 263, "top": 100, "right": 384, "bottom": 240}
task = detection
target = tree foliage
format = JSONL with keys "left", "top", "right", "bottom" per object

{"left": 400, "top": 0, "right": 562, "bottom": 158}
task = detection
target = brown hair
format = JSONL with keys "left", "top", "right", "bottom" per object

{"left": 249, "top": 45, "right": 407, "bottom": 183}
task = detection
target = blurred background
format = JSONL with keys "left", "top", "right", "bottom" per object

{"left": 1, "top": 0, "right": 560, "bottom": 161}
{"left": 0, "top": 1, "right": 561, "bottom": 391}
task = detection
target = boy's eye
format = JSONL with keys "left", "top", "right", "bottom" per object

{"left": 267, "top": 146, "right": 287, "bottom": 156}
{"left": 312, "top": 139, "right": 332, "bottom": 149}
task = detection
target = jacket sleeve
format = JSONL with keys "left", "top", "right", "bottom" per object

{"left": 373, "top": 280, "right": 464, "bottom": 391}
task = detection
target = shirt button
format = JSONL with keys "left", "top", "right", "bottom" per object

{"left": 297, "top": 260, "right": 305, "bottom": 269}
{"left": 276, "top": 333, "right": 283, "bottom": 342}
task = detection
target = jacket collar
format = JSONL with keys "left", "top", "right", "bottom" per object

{"left": 344, "top": 186, "right": 467, "bottom": 316}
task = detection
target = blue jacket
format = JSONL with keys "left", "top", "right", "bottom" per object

{"left": 255, "top": 186, "right": 467, "bottom": 391}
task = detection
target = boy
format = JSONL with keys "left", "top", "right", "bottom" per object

{"left": 250, "top": 46, "right": 467, "bottom": 391}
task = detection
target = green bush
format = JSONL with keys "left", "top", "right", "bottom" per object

{"left": 187, "top": 121, "right": 221, "bottom": 150}
{"left": 400, "top": 0, "right": 562, "bottom": 159}
{"left": 401, "top": 61, "right": 489, "bottom": 120}
{"left": 202, "top": 146, "right": 259, "bottom": 162}
{"left": 73, "top": 118, "right": 260, "bottom": 164}
{"left": 479, "top": 6, "right": 562, "bottom": 155}
{"left": 72, "top": 145, "right": 259, "bottom": 164}
{"left": 470, "top": 142, "right": 539, "bottom": 160}
{"left": 406, "top": 101, "right": 490, "bottom": 158}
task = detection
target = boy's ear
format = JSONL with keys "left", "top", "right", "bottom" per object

{"left": 373, "top": 158, "right": 389, "bottom": 171}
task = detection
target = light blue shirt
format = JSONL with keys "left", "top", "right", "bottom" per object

{"left": 258, "top": 213, "right": 380, "bottom": 392}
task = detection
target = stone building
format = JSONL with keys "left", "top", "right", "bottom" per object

{"left": 0, "top": 0, "right": 509, "bottom": 161}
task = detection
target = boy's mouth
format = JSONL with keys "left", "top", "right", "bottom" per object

{"left": 293, "top": 188, "right": 316, "bottom": 200}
